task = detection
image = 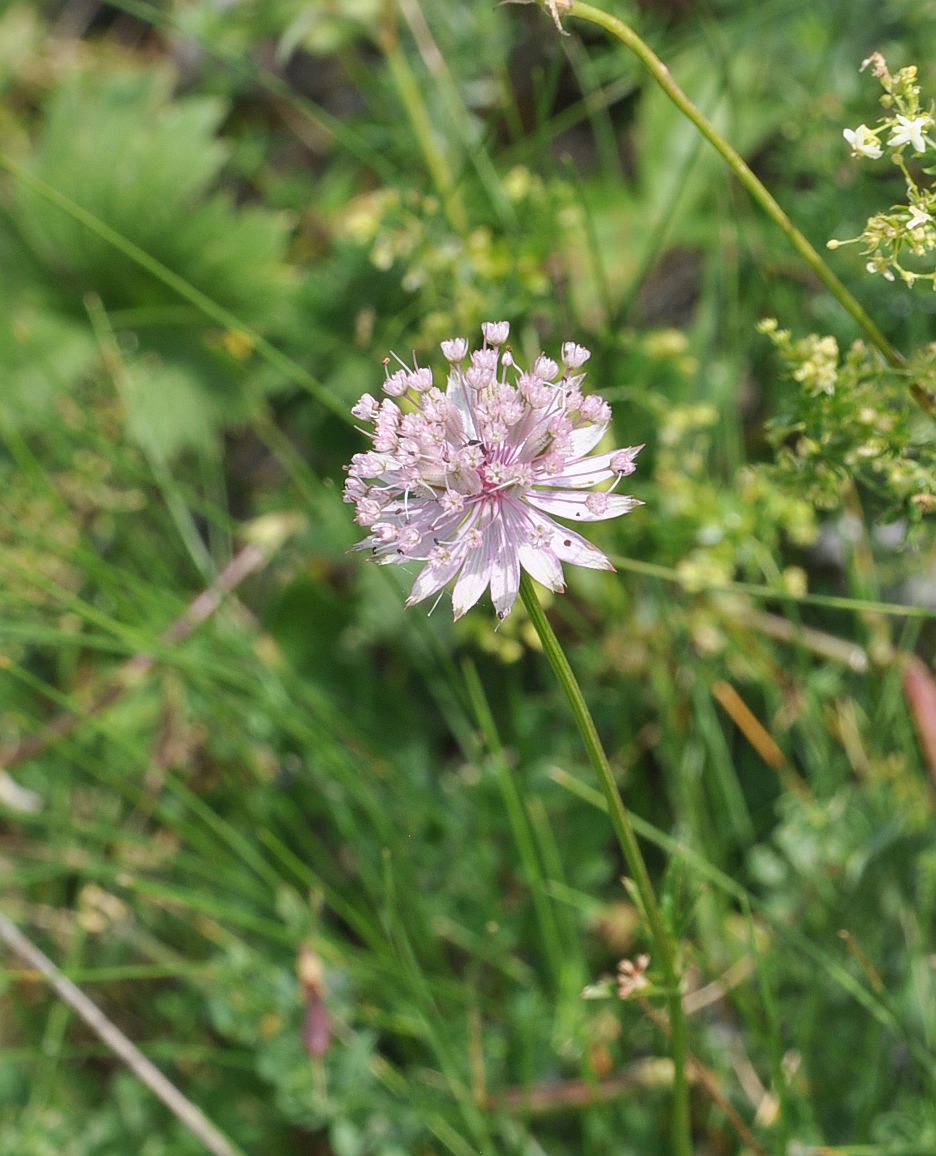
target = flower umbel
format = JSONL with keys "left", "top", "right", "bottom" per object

{"left": 344, "top": 323, "right": 643, "bottom": 620}
{"left": 832, "top": 59, "right": 936, "bottom": 287}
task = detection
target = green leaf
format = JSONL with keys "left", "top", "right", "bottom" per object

{"left": 0, "top": 219, "right": 98, "bottom": 430}
{"left": 11, "top": 67, "right": 296, "bottom": 328}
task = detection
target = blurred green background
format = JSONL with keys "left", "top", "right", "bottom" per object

{"left": 2, "top": 0, "right": 936, "bottom": 1152}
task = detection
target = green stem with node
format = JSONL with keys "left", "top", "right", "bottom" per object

{"left": 519, "top": 573, "right": 692, "bottom": 1156}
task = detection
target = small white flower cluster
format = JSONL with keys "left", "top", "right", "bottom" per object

{"left": 842, "top": 54, "right": 933, "bottom": 161}
{"left": 843, "top": 113, "right": 931, "bottom": 159}
{"left": 834, "top": 55, "right": 936, "bottom": 287}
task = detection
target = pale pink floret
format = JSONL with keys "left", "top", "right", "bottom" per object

{"left": 344, "top": 323, "right": 643, "bottom": 620}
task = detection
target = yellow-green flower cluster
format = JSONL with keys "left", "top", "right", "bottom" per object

{"left": 759, "top": 320, "right": 936, "bottom": 519}
{"left": 339, "top": 168, "right": 566, "bottom": 345}
{"left": 651, "top": 391, "right": 817, "bottom": 590}
{"left": 832, "top": 55, "right": 936, "bottom": 287}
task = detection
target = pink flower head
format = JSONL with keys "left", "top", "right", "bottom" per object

{"left": 344, "top": 323, "right": 643, "bottom": 620}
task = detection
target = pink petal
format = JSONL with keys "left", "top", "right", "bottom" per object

{"left": 405, "top": 553, "right": 463, "bottom": 607}
{"left": 538, "top": 445, "right": 644, "bottom": 488}
{"left": 502, "top": 502, "right": 565, "bottom": 594}
{"left": 452, "top": 527, "right": 496, "bottom": 619}
{"left": 444, "top": 374, "right": 479, "bottom": 440}
{"left": 525, "top": 491, "right": 642, "bottom": 522}
{"left": 518, "top": 542, "right": 565, "bottom": 592}
{"left": 525, "top": 508, "right": 614, "bottom": 571}
{"left": 552, "top": 530, "right": 614, "bottom": 570}
{"left": 567, "top": 422, "right": 609, "bottom": 458}
{"left": 536, "top": 449, "right": 620, "bottom": 488}
{"left": 489, "top": 517, "right": 521, "bottom": 619}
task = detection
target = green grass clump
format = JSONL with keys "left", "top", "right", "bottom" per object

{"left": 2, "top": 1, "right": 936, "bottom": 1153}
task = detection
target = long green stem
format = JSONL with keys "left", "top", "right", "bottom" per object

{"left": 462, "top": 660, "right": 567, "bottom": 990}
{"left": 554, "top": 2, "right": 908, "bottom": 372}
{"left": 378, "top": 19, "right": 468, "bottom": 234}
{"left": 518, "top": 574, "right": 691, "bottom": 1155}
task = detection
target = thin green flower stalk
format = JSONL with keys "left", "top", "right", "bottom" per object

{"left": 518, "top": 573, "right": 692, "bottom": 1156}
{"left": 462, "top": 659, "right": 568, "bottom": 991}
{"left": 533, "top": 1, "right": 905, "bottom": 374}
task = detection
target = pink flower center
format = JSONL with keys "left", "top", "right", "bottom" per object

{"left": 475, "top": 447, "right": 517, "bottom": 497}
